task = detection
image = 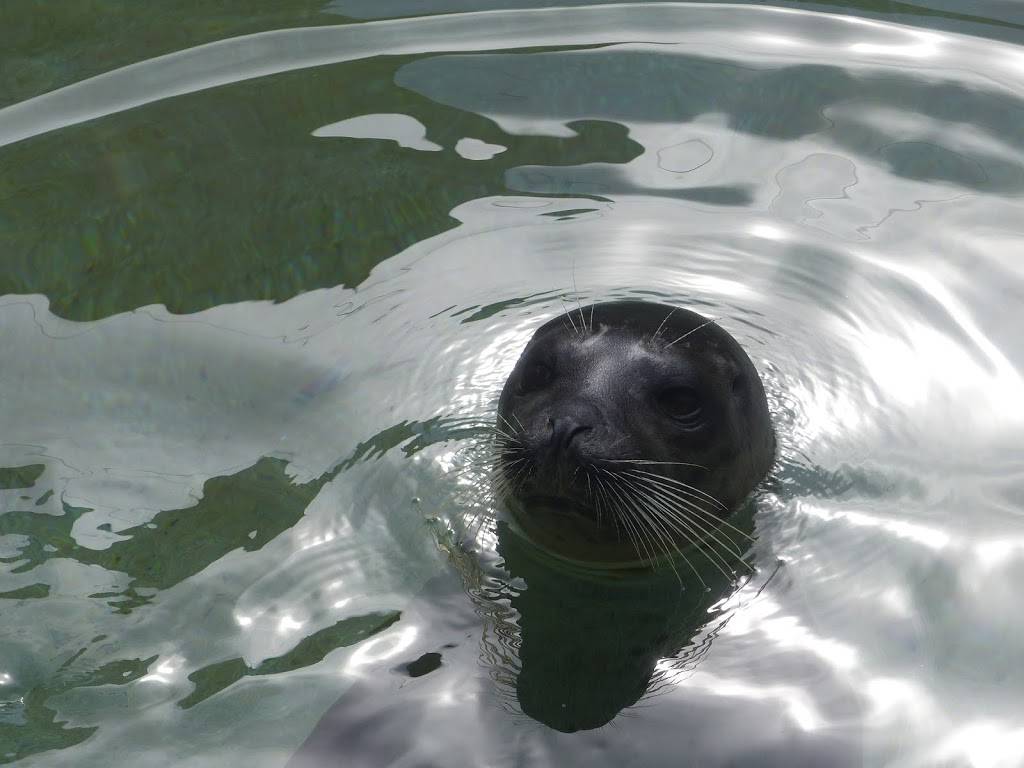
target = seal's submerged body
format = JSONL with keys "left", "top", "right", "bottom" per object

{"left": 496, "top": 300, "right": 774, "bottom": 566}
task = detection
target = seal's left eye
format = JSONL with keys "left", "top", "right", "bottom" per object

{"left": 657, "top": 386, "right": 703, "bottom": 425}
{"left": 519, "top": 362, "right": 554, "bottom": 393}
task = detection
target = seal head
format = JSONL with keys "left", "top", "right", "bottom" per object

{"left": 496, "top": 300, "right": 774, "bottom": 565}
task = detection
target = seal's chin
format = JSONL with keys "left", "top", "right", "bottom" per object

{"left": 506, "top": 494, "right": 655, "bottom": 568}
{"left": 519, "top": 494, "right": 595, "bottom": 518}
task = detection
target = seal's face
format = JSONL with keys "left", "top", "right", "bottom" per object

{"left": 496, "top": 301, "right": 774, "bottom": 565}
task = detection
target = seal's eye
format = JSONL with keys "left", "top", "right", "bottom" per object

{"left": 518, "top": 361, "right": 554, "bottom": 394}
{"left": 657, "top": 386, "right": 703, "bottom": 426}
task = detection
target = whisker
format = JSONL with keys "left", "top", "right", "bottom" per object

{"left": 560, "top": 299, "right": 581, "bottom": 336}
{"left": 570, "top": 259, "right": 587, "bottom": 334}
{"left": 614, "top": 472, "right": 727, "bottom": 582}
{"left": 613, "top": 477, "right": 696, "bottom": 587}
{"left": 495, "top": 414, "right": 523, "bottom": 436}
{"left": 613, "top": 469, "right": 748, "bottom": 577}
{"left": 625, "top": 477, "right": 753, "bottom": 555}
{"left": 666, "top": 318, "right": 717, "bottom": 348}
{"left": 602, "top": 469, "right": 698, "bottom": 586}
{"left": 625, "top": 468, "right": 728, "bottom": 511}
{"left": 611, "top": 493, "right": 645, "bottom": 559}
{"left": 485, "top": 424, "right": 522, "bottom": 442}
{"left": 652, "top": 307, "right": 677, "bottom": 343}
{"left": 452, "top": 441, "right": 514, "bottom": 459}
{"left": 601, "top": 459, "right": 709, "bottom": 471}
{"left": 593, "top": 474, "right": 619, "bottom": 540}
{"left": 622, "top": 472, "right": 730, "bottom": 525}
{"left": 601, "top": 472, "right": 658, "bottom": 565}
{"left": 623, "top": 471, "right": 754, "bottom": 543}
{"left": 583, "top": 469, "right": 603, "bottom": 528}
{"left": 636, "top": 482, "right": 748, "bottom": 577}
{"left": 638, "top": 481, "right": 743, "bottom": 556}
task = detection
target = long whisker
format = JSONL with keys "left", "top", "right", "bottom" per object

{"left": 653, "top": 307, "right": 677, "bottom": 343}
{"left": 502, "top": 460, "right": 533, "bottom": 495}
{"left": 623, "top": 471, "right": 754, "bottom": 543}
{"left": 593, "top": 473, "right": 620, "bottom": 540}
{"left": 613, "top": 475, "right": 701, "bottom": 588}
{"left": 603, "top": 469, "right": 703, "bottom": 587}
{"left": 584, "top": 469, "right": 601, "bottom": 528}
{"left": 614, "top": 469, "right": 749, "bottom": 573}
{"left": 622, "top": 472, "right": 730, "bottom": 526}
{"left": 636, "top": 480, "right": 744, "bottom": 557}
{"left": 601, "top": 459, "right": 709, "bottom": 471}
{"left": 560, "top": 299, "right": 581, "bottom": 336}
{"left": 608, "top": 487, "right": 645, "bottom": 556}
{"left": 625, "top": 468, "right": 728, "bottom": 511}
{"left": 614, "top": 477, "right": 683, "bottom": 578}
{"left": 445, "top": 448, "right": 522, "bottom": 468}
{"left": 601, "top": 476, "right": 644, "bottom": 552}
{"left": 666, "top": 318, "right": 717, "bottom": 347}
{"left": 626, "top": 477, "right": 753, "bottom": 557}
{"left": 614, "top": 471, "right": 732, "bottom": 580}
{"left": 601, "top": 471, "right": 658, "bottom": 565}
{"left": 635, "top": 482, "right": 747, "bottom": 577}
{"left": 496, "top": 413, "right": 524, "bottom": 436}
{"left": 570, "top": 258, "right": 587, "bottom": 334}
{"left": 484, "top": 421, "right": 521, "bottom": 440}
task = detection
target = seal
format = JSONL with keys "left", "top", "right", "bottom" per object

{"left": 495, "top": 300, "right": 774, "bottom": 567}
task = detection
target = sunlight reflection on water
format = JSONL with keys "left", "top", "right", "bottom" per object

{"left": 1, "top": 2, "right": 1023, "bottom": 767}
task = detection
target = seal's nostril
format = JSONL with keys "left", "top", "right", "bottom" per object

{"left": 549, "top": 417, "right": 592, "bottom": 452}
{"left": 568, "top": 425, "right": 591, "bottom": 444}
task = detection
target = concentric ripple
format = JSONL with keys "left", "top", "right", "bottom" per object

{"left": 1, "top": 3, "right": 1023, "bottom": 767}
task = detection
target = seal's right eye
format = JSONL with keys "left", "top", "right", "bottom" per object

{"left": 518, "top": 361, "right": 554, "bottom": 394}
{"left": 656, "top": 385, "right": 703, "bottom": 427}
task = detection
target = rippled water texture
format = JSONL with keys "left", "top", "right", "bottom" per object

{"left": 2, "top": 2, "right": 1024, "bottom": 767}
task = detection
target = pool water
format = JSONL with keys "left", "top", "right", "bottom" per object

{"left": 2, "top": 2, "right": 1023, "bottom": 766}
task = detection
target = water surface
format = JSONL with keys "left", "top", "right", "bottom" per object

{"left": 1, "top": 2, "right": 1023, "bottom": 767}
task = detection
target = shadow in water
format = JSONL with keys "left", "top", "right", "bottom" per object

{"left": 495, "top": 517, "right": 745, "bottom": 733}
{"left": 291, "top": 503, "right": 756, "bottom": 767}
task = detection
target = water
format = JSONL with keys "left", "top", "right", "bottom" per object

{"left": 2, "top": 2, "right": 1023, "bottom": 766}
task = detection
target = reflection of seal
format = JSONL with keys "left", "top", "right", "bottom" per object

{"left": 496, "top": 300, "right": 774, "bottom": 567}
{"left": 496, "top": 516, "right": 740, "bottom": 732}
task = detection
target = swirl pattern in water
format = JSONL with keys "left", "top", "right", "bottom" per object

{"left": 1, "top": 3, "right": 1023, "bottom": 767}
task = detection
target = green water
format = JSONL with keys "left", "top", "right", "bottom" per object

{"left": 2, "top": 2, "right": 1024, "bottom": 766}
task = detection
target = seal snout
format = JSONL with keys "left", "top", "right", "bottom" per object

{"left": 541, "top": 400, "right": 604, "bottom": 470}
{"left": 529, "top": 409, "right": 602, "bottom": 500}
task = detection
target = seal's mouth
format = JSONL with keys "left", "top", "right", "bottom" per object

{"left": 517, "top": 494, "right": 598, "bottom": 520}
{"left": 504, "top": 492, "right": 655, "bottom": 566}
